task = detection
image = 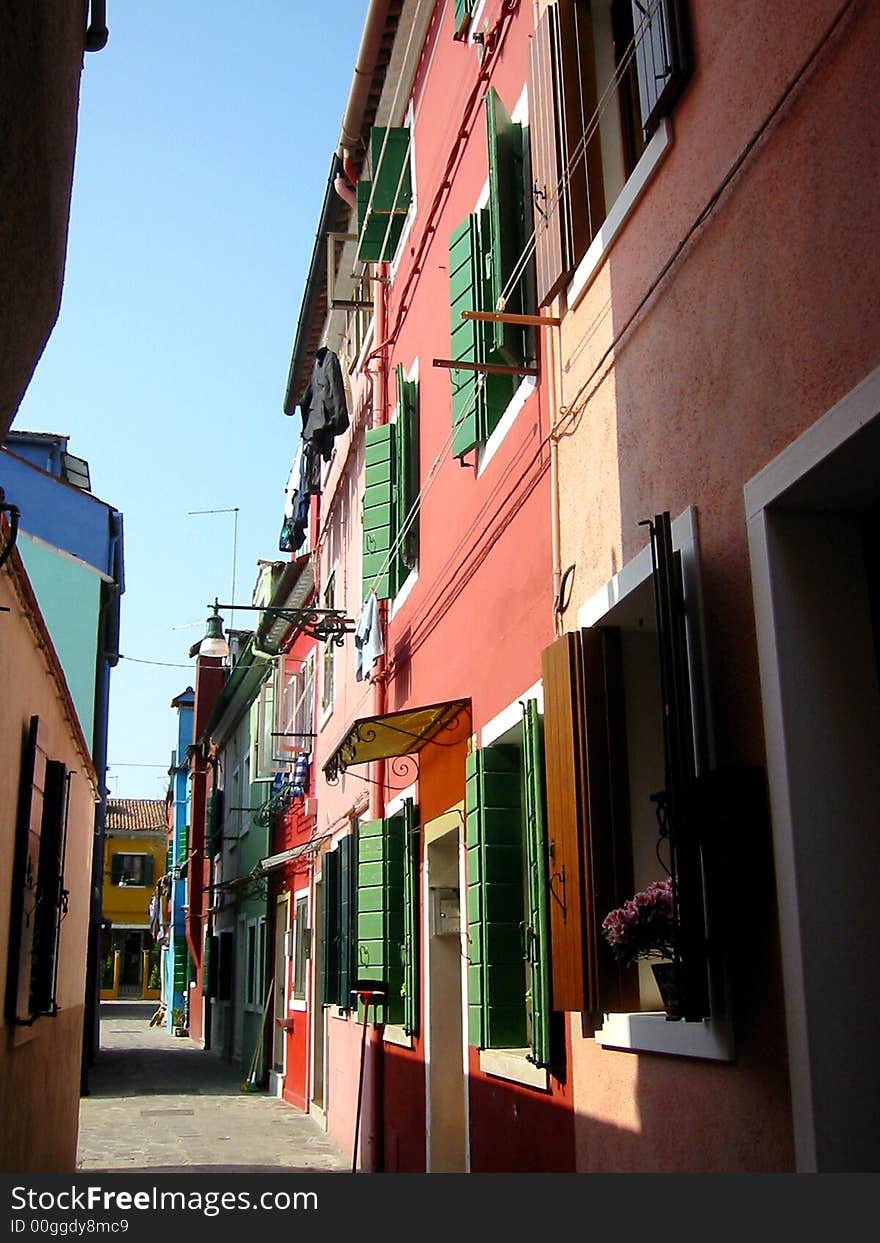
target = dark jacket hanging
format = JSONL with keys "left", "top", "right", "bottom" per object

{"left": 299, "top": 346, "right": 350, "bottom": 460}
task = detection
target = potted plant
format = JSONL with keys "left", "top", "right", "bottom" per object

{"left": 601, "top": 878, "right": 680, "bottom": 1012}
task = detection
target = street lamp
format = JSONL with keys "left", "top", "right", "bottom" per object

{"left": 198, "top": 598, "right": 353, "bottom": 657}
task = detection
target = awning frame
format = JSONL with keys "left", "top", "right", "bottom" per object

{"left": 323, "top": 698, "right": 470, "bottom": 783}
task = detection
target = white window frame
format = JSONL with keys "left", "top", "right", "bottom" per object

{"left": 290, "top": 890, "right": 310, "bottom": 1012}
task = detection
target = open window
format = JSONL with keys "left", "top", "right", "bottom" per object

{"left": 529, "top": 0, "right": 690, "bottom": 304}
{"left": 541, "top": 511, "right": 732, "bottom": 1056}
{"left": 448, "top": 89, "right": 535, "bottom": 458}
{"left": 465, "top": 700, "right": 551, "bottom": 1069}
{"left": 362, "top": 368, "right": 420, "bottom": 601}
{"left": 274, "top": 652, "right": 316, "bottom": 763}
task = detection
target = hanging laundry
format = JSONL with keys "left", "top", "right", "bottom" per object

{"left": 354, "top": 591, "right": 384, "bottom": 682}
{"left": 297, "top": 346, "right": 350, "bottom": 461}
{"left": 291, "top": 751, "right": 310, "bottom": 798}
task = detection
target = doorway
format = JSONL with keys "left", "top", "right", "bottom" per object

{"left": 424, "top": 810, "right": 467, "bottom": 1172}
{"left": 747, "top": 366, "right": 880, "bottom": 1171}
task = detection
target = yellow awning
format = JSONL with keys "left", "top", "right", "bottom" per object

{"left": 324, "top": 699, "right": 470, "bottom": 781}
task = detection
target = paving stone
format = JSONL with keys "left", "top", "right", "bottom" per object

{"left": 77, "top": 1001, "right": 348, "bottom": 1173}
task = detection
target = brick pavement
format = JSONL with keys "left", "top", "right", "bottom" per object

{"left": 77, "top": 1001, "right": 348, "bottom": 1173}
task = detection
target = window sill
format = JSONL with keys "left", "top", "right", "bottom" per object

{"left": 390, "top": 566, "right": 418, "bottom": 620}
{"left": 566, "top": 117, "right": 673, "bottom": 314}
{"left": 290, "top": 997, "right": 307, "bottom": 1013}
{"left": 478, "top": 1049, "right": 549, "bottom": 1091}
{"left": 595, "top": 1012, "right": 735, "bottom": 1062}
{"left": 383, "top": 1024, "right": 412, "bottom": 1049}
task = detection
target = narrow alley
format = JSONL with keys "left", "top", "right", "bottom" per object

{"left": 76, "top": 1003, "right": 347, "bottom": 1174}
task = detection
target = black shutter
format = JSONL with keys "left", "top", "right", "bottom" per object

{"left": 649, "top": 511, "right": 708, "bottom": 1019}
{"left": 31, "top": 760, "right": 68, "bottom": 1016}
{"left": 631, "top": 0, "right": 690, "bottom": 137}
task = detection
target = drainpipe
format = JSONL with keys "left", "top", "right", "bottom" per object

{"left": 546, "top": 299, "right": 564, "bottom": 636}
{"left": 365, "top": 258, "right": 389, "bottom": 1174}
{"left": 338, "top": 1, "right": 393, "bottom": 154}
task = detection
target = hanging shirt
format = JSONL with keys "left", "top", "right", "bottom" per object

{"left": 354, "top": 592, "right": 384, "bottom": 682}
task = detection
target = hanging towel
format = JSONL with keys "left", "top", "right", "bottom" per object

{"left": 291, "top": 751, "right": 310, "bottom": 798}
{"left": 354, "top": 592, "right": 384, "bottom": 682}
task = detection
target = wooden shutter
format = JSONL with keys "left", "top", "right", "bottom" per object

{"left": 320, "top": 847, "right": 340, "bottom": 1006}
{"left": 363, "top": 423, "right": 395, "bottom": 600}
{"left": 465, "top": 747, "right": 527, "bottom": 1050}
{"left": 356, "top": 817, "right": 405, "bottom": 1025}
{"left": 206, "top": 788, "right": 223, "bottom": 857}
{"left": 6, "top": 717, "right": 45, "bottom": 1024}
{"left": 650, "top": 511, "right": 708, "bottom": 1019}
{"left": 401, "top": 797, "right": 419, "bottom": 1036}
{"left": 338, "top": 834, "right": 353, "bottom": 1010}
{"left": 522, "top": 701, "right": 551, "bottom": 1067}
{"left": 395, "top": 365, "right": 419, "bottom": 576}
{"left": 529, "top": 4, "right": 568, "bottom": 305}
{"left": 485, "top": 88, "right": 525, "bottom": 366}
{"left": 449, "top": 215, "right": 484, "bottom": 457}
{"left": 631, "top": 0, "right": 689, "bottom": 137}
{"left": 371, "top": 127, "right": 412, "bottom": 214}
{"left": 30, "top": 759, "right": 68, "bottom": 1017}
{"left": 453, "top": 0, "right": 473, "bottom": 39}
{"left": 204, "top": 933, "right": 218, "bottom": 999}
{"left": 541, "top": 631, "right": 637, "bottom": 1016}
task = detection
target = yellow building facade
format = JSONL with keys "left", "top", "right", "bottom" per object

{"left": 100, "top": 800, "right": 167, "bottom": 1000}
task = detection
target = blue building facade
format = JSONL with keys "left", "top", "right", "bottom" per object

{"left": 166, "top": 688, "right": 194, "bottom": 1032}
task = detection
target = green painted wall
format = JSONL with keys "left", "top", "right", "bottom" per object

{"left": 19, "top": 537, "right": 100, "bottom": 746}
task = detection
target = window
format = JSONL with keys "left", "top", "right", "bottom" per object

{"left": 321, "top": 572, "right": 336, "bottom": 713}
{"left": 292, "top": 895, "right": 309, "bottom": 1002}
{"left": 110, "top": 853, "right": 154, "bottom": 887}
{"left": 465, "top": 700, "right": 551, "bottom": 1067}
{"left": 453, "top": 0, "right": 474, "bottom": 41}
{"left": 529, "top": 0, "right": 689, "bottom": 304}
{"left": 253, "top": 670, "right": 285, "bottom": 780}
{"left": 6, "top": 718, "right": 70, "bottom": 1025}
{"left": 274, "top": 653, "right": 315, "bottom": 762}
{"left": 362, "top": 368, "right": 419, "bottom": 601}
{"left": 542, "top": 510, "right": 714, "bottom": 1028}
{"left": 356, "top": 126, "right": 413, "bottom": 262}
{"left": 320, "top": 832, "right": 358, "bottom": 1012}
{"left": 245, "top": 916, "right": 267, "bottom": 1011}
{"left": 355, "top": 801, "right": 419, "bottom": 1033}
{"left": 449, "top": 89, "right": 534, "bottom": 458}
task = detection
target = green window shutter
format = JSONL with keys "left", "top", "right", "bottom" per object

{"left": 363, "top": 423, "right": 395, "bottom": 601}
{"left": 449, "top": 215, "right": 484, "bottom": 458}
{"left": 320, "top": 848, "right": 340, "bottom": 1006}
{"left": 522, "top": 700, "right": 551, "bottom": 1067}
{"left": 400, "top": 798, "right": 419, "bottom": 1036}
{"left": 395, "top": 365, "right": 419, "bottom": 578}
{"left": 357, "top": 179, "right": 406, "bottom": 262}
{"left": 371, "top": 127, "right": 412, "bottom": 215}
{"left": 476, "top": 206, "right": 516, "bottom": 442}
{"left": 465, "top": 746, "right": 527, "bottom": 1050}
{"left": 206, "top": 789, "right": 223, "bottom": 857}
{"left": 485, "top": 88, "right": 526, "bottom": 367}
{"left": 356, "top": 128, "right": 412, "bottom": 262}
{"left": 173, "top": 940, "right": 189, "bottom": 993}
{"left": 356, "top": 817, "right": 405, "bottom": 1025}
{"left": 453, "top": 0, "right": 473, "bottom": 39}
{"left": 338, "top": 834, "right": 353, "bottom": 1009}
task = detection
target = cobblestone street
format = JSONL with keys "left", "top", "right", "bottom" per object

{"left": 77, "top": 1002, "right": 347, "bottom": 1174}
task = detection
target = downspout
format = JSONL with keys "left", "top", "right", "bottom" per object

{"left": 546, "top": 299, "right": 564, "bottom": 636}
{"left": 338, "top": 1, "right": 394, "bottom": 154}
{"left": 365, "top": 258, "right": 389, "bottom": 1173}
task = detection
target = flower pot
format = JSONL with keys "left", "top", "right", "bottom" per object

{"left": 650, "top": 961, "right": 682, "bottom": 1018}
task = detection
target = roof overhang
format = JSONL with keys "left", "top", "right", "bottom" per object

{"left": 324, "top": 699, "right": 470, "bottom": 782}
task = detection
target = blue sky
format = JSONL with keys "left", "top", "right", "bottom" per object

{"left": 16, "top": 2, "right": 366, "bottom": 799}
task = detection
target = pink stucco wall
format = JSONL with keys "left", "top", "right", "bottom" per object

{"left": 555, "top": 0, "right": 878, "bottom": 1171}
{"left": 0, "top": 547, "right": 99, "bottom": 1171}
